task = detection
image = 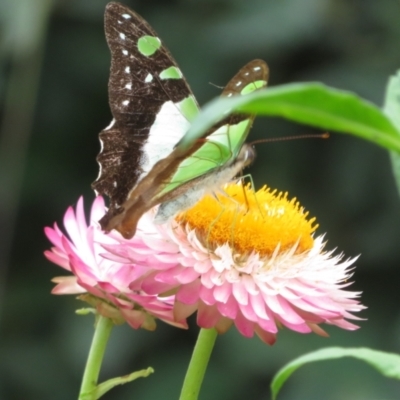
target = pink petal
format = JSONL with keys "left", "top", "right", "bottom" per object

{"left": 174, "top": 301, "right": 198, "bottom": 321}
{"left": 255, "top": 326, "right": 276, "bottom": 345}
{"left": 44, "top": 249, "right": 70, "bottom": 270}
{"left": 239, "top": 302, "right": 258, "bottom": 322}
{"left": 44, "top": 226, "right": 63, "bottom": 248}
{"left": 214, "top": 317, "right": 233, "bottom": 334}
{"left": 199, "top": 286, "right": 217, "bottom": 306}
{"left": 197, "top": 303, "right": 220, "bottom": 328}
{"left": 51, "top": 276, "right": 84, "bottom": 294}
{"left": 249, "top": 292, "right": 270, "bottom": 320}
{"left": 175, "top": 267, "right": 200, "bottom": 284}
{"left": 213, "top": 281, "right": 231, "bottom": 303}
{"left": 176, "top": 280, "right": 201, "bottom": 304}
{"left": 216, "top": 295, "right": 238, "bottom": 319}
{"left": 234, "top": 311, "right": 255, "bottom": 338}
{"left": 141, "top": 272, "right": 175, "bottom": 295}
{"left": 232, "top": 281, "right": 249, "bottom": 305}
{"left": 257, "top": 316, "right": 278, "bottom": 333}
{"left": 90, "top": 196, "right": 106, "bottom": 222}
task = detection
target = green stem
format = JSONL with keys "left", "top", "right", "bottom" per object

{"left": 179, "top": 328, "right": 218, "bottom": 400}
{"left": 79, "top": 315, "right": 114, "bottom": 399}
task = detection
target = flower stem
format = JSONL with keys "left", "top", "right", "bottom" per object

{"left": 79, "top": 315, "right": 114, "bottom": 399}
{"left": 179, "top": 328, "right": 218, "bottom": 400}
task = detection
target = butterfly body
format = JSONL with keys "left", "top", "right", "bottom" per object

{"left": 154, "top": 143, "right": 256, "bottom": 224}
{"left": 93, "top": 2, "right": 268, "bottom": 238}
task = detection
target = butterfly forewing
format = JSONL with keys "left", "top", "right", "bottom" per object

{"left": 92, "top": 2, "right": 199, "bottom": 212}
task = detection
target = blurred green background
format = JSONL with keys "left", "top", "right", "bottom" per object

{"left": 1, "top": 0, "right": 400, "bottom": 399}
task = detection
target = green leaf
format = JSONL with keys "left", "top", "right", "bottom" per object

{"left": 383, "top": 70, "right": 400, "bottom": 196}
{"left": 271, "top": 347, "right": 400, "bottom": 400}
{"left": 180, "top": 83, "right": 400, "bottom": 153}
{"left": 75, "top": 307, "right": 96, "bottom": 316}
{"left": 384, "top": 71, "right": 400, "bottom": 132}
{"left": 80, "top": 367, "right": 154, "bottom": 400}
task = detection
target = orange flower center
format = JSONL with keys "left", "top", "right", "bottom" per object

{"left": 177, "top": 183, "right": 317, "bottom": 256}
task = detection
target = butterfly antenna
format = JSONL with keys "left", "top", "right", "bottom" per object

{"left": 209, "top": 82, "right": 224, "bottom": 90}
{"left": 249, "top": 132, "right": 329, "bottom": 146}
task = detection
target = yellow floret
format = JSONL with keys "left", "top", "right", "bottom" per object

{"left": 178, "top": 183, "right": 317, "bottom": 256}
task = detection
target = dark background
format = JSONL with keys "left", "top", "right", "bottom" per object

{"left": 1, "top": 0, "right": 400, "bottom": 399}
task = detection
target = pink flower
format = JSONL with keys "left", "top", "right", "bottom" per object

{"left": 45, "top": 184, "right": 365, "bottom": 344}
{"left": 44, "top": 196, "right": 187, "bottom": 331}
{"left": 104, "top": 184, "right": 366, "bottom": 345}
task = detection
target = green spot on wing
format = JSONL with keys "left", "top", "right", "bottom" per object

{"left": 137, "top": 35, "right": 161, "bottom": 56}
{"left": 178, "top": 96, "right": 200, "bottom": 122}
{"left": 241, "top": 79, "right": 267, "bottom": 95}
{"left": 160, "top": 66, "right": 183, "bottom": 80}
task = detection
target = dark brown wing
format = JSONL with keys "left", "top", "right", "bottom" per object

{"left": 92, "top": 2, "right": 197, "bottom": 212}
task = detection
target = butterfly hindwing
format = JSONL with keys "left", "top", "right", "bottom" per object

{"left": 165, "top": 60, "right": 269, "bottom": 193}
{"left": 154, "top": 60, "right": 269, "bottom": 222}
{"left": 92, "top": 2, "right": 199, "bottom": 215}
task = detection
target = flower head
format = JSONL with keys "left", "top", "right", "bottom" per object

{"left": 106, "top": 184, "right": 365, "bottom": 345}
{"left": 44, "top": 196, "right": 187, "bottom": 331}
{"left": 45, "top": 184, "right": 364, "bottom": 343}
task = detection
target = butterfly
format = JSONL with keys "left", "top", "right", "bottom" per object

{"left": 92, "top": 2, "right": 269, "bottom": 239}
